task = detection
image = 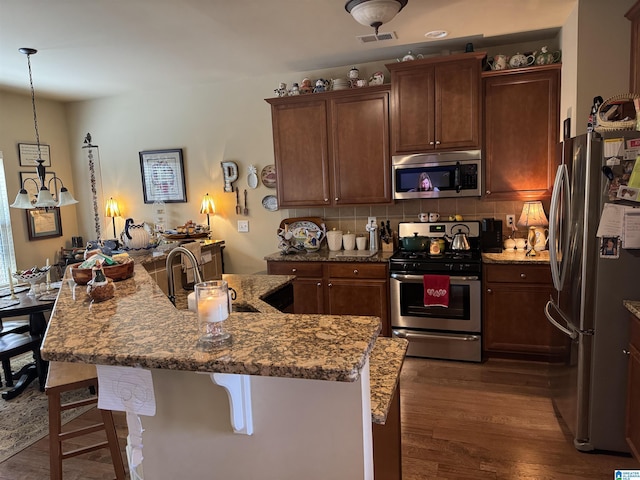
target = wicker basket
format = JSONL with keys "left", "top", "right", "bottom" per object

{"left": 595, "top": 93, "right": 639, "bottom": 132}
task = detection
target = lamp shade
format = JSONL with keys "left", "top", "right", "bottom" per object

{"left": 57, "top": 187, "right": 79, "bottom": 207}
{"left": 517, "top": 201, "right": 549, "bottom": 228}
{"left": 105, "top": 197, "right": 121, "bottom": 217}
{"left": 10, "top": 189, "right": 33, "bottom": 209}
{"left": 345, "top": 0, "right": 408, "bottom": 34}
{"left": 200, "top": 193, "right": 216, "bottom": 215}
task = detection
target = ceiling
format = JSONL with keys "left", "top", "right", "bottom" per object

{"left": 0, "top": 0, "right": 576, "bottom": 102}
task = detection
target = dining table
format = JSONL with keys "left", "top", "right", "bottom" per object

{"left": 0, "top": 284, "right": 57, "bottom": 400}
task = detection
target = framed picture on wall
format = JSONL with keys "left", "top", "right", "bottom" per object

{"left": 139, "top": 149, "right": 187, "bottom": 203}
{"left": 18, "top": 143, "right": 51, "bottom": 167}
{"left": 26, "top": 208, "right": 62, "bottom": 240}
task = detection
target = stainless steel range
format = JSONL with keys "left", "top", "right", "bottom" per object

{"left": 390, "top": 221, "right": 482, "bottom": 362}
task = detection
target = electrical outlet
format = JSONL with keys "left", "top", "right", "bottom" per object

{"left": 237, "top": 220, "right": 249, "bottom": 233}
{"left": 367, "top": 216, "right": 377, "bottom": 227}
{"left": 506, "top": 215, "right": 516, "bottom": 228}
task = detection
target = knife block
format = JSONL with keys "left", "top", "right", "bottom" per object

{"left": 381, "top": 233, "right": 397, "bottom": 252}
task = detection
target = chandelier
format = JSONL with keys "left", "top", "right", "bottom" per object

{"left": 10, "top": 48, "right": 78, "bottom": 210}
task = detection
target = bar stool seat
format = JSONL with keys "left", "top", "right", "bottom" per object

{"left": 45, "top": 361, "right": 126, "bottom": 480}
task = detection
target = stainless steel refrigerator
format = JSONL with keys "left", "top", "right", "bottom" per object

{"left": 545, "top": 131, "right": 640, "bottom": 453}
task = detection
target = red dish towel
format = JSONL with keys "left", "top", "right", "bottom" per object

{"left": 423, "top": 274, "right": 450, "bottom": 308}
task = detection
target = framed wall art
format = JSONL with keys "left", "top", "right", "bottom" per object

{"left": 26, "top": 207, "right": 62, "bottom": 240}
{"left": 139, "top": 149, "right": 187, "bottom": 203}
{"left": 20, "top": 171, "right": 56, "bottom": 203}
{"left": 18, "top": 143, "right": 51, "bottom": 167}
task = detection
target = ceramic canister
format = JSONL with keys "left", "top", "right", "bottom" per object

{"left": 327, "top": 230, "right": 343, "bottom": 251}
{"left": 342, "top": 233, "right": 356, "bottom": 251}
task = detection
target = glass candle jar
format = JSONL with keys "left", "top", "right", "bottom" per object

{"left": 195, "top": 280, "right": 232, "bottom": 347}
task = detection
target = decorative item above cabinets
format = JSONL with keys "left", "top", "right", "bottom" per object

{"left": 386, "top": 51, "right": 485, "bottom": 155}
{"left": 265, "top": 85, "right": 392, "bottom": 208}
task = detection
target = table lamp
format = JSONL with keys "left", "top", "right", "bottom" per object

{"left": 517, "top": 201, "right": 549, "bottom": 256}
{"left": 104, "top": 197, "right": 121, "bottom": 239}
{"left": 200, "top": 193, "right": 216, "bottom": 228}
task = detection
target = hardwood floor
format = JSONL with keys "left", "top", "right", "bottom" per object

{"left": 0, "top": 357, "right": 637, "bottom": 479}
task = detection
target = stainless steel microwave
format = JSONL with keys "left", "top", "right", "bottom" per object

{"left": 392, "top": 150, "right": 482, "bottom": 200}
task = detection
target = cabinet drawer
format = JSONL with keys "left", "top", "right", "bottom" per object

{"left": 327, "top": 263, "right": 387, "bottom": 279}
{"left": 267, "top": 261, "right": 323, "bottom": 278}
{"left": 485, "top": 264, "right": 551, "bottom": 284}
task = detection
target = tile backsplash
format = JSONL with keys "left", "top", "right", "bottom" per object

{"left": 287, "top": 197, "right": 550, "bottom": 241}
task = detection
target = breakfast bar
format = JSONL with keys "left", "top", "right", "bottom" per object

{"left": 40, "top": 262, "right": 406, "bottom": 480}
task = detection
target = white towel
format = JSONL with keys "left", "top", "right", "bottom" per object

{"left": 181, "top": 242, "right": 202, "bottom": 284}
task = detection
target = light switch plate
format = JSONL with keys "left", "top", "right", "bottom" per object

{"left": 237, "top": 220, "right": 249, "bottom": 232}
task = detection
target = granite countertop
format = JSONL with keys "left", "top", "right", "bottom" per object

{"left": 482, "top": 250, "right": 551, "bottom": 264}
{"left": 264, "top": 248, "right": 394, "bottom": 263}
{"left": 134, "top": 239, "right": 225, "bottom": 265}
{"left": 41, "top": 262, "right": 406, "bottom": 424}
{"left": 624, "top": 300, "right": 640, "bottom": 320}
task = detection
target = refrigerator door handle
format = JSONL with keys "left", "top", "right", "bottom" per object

{"left": 545, "top": 298, "right": 579, "bottom": 339}
{"left": 549, "top": 164, "right": 570, "bottom": 291}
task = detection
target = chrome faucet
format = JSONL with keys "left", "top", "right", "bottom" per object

{"left": 166, "top": 246, "right": 203, "bottom": 306}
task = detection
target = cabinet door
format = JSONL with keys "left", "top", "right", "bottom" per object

{"left": 390, "top": 65, "right": 436, "bottom": 153}
{"left": 626, "top": 315, "right": 640, "bottom": 461}
{"left": 483, "top": 282, "right": 567, "bottom": 360}
{"left": 267, "top": 261, "right": 324, "bottom": 314}
{"left": 330, "top": 90, "right": 391, "bottom": 204}
{"left": 434, "top": 59, "right": 481, "bottom": 150}
{"left": 483, "top": 65, "right": 560, "bottom": 201}
{"left": 270, "top": 100, "right": 331, "bottom": 207}
{"left": 327, "top": 278, "right": 390, "bottom": 337}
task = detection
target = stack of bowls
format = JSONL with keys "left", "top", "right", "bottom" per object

{"left": 332, "top": 78, "right": 349, "bottom": 91}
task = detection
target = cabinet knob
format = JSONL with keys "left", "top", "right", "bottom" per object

{"left": 353, "top": 269, "right": 359, "bottom": 274}
{"left": 520, "top": 273, "right": 526, "bottom": 279}
{"left": 429, "top": 141, "right": 435, "bottom": 145}
{"left": 328, "top": 282, "right": 333, "bottom": 288}
{"left": 486, "top": 288, "right": 492, "bottom": 293}
{"left": 291, "top": 268, "right": 297, "bottom": 273}
{"left": 623, "top": 349, "right": 631, "bottom": 356}
{"left": 317, "top": 282, "right": 322, "bottom": 287}
{"left": 324, "top": 198, "right": 329, "bottom": 202}
{"left": 435, "top": 140, "right": 441, "bottom": 145}
{"left": 486, "top": 190, "right": 491, "bottom": 195}
{"left": 335, "top": 197, "right": 339, "bottom": 201}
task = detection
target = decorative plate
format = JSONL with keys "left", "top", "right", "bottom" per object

{"left": 285, "top": 220, "right": 326, "bottom": 252}
{"left": 247, "top": 165, "right": 258, "bottom": 189}
{"left": 261, "top": 164, "right": 277, "bottom": 188}
{"left": 262, "top": 195, "right": 278, "bottom": 211}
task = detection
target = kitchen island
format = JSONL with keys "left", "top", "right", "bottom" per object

{"left": 40, "top": 262, "right": 406, "bottom": 480}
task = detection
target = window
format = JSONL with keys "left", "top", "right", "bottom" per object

{"left": 0, "top": 152, "right": 17, "bottom": 286}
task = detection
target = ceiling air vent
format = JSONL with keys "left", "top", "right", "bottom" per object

{"left": 356, "top": 31, "right": 397, "bottom": 44}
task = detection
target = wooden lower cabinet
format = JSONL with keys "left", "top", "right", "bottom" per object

{"left": 372, "top": 384, "right": 401, "bottom": 480}
{"left": 483, "top": 263, "right": 569, "bottom": 361}
{"left": 626, "top": 312, "right": 640, "bottom": 461}
{"left": 267, "top": 261, "right": 390, "bottom": 336}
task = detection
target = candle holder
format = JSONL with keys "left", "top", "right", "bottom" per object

{"left": 195, "top": 280, "right": 232, "bottom": 348}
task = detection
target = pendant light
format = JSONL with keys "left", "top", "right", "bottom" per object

{"left": 345, "top": 0, "right": 408, "bottom": 35}
{"left": 11, "top": 48, "right": 78, "bottom": 210}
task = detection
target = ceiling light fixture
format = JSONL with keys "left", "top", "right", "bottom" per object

{"left": 345, "top": 0, "right": 408, "bottom": 35}
{"left": 11, "top": 48, "right": 78, "bottom": 210}
{"left": 425, "top": 30, "right": 448, "bottom": 39}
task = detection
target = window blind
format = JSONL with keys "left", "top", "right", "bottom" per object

{"left": 0, "top": 152, "right": 17, "bottom": 286}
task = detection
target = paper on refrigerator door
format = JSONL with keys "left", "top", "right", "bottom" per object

{"left": 622, "top": 210, "right": 640, "bottom": 249}
{"left": 596, "top": 203, "right": 626, "bottom": 237}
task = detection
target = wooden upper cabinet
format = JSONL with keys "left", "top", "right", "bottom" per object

{"left": 626, "top": 1, "right": 640, "bottom": 93}
{"left": 387, "top": 52, "right": 485, "bottom": 154}
{"left": 266, "top": 85, "right": 391, "bottom": 207}
{"left": 267, "top": 98, "right": 330, "bottom": 207}
{"left": 330, "top": 90, "right": 391, "bottom": 205}
{"left": 483, "top": 64, "right": 561, "bottom": 201}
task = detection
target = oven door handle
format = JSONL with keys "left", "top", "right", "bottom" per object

{"left": 393, "top": 330, "right": 480, "bottom": 342}
{"left": 390, "top": 273, "right": 479, "bottom": 282}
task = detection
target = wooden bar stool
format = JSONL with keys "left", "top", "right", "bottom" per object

{"left": 45, "top": 361, "right": 126, "bottom": 480}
